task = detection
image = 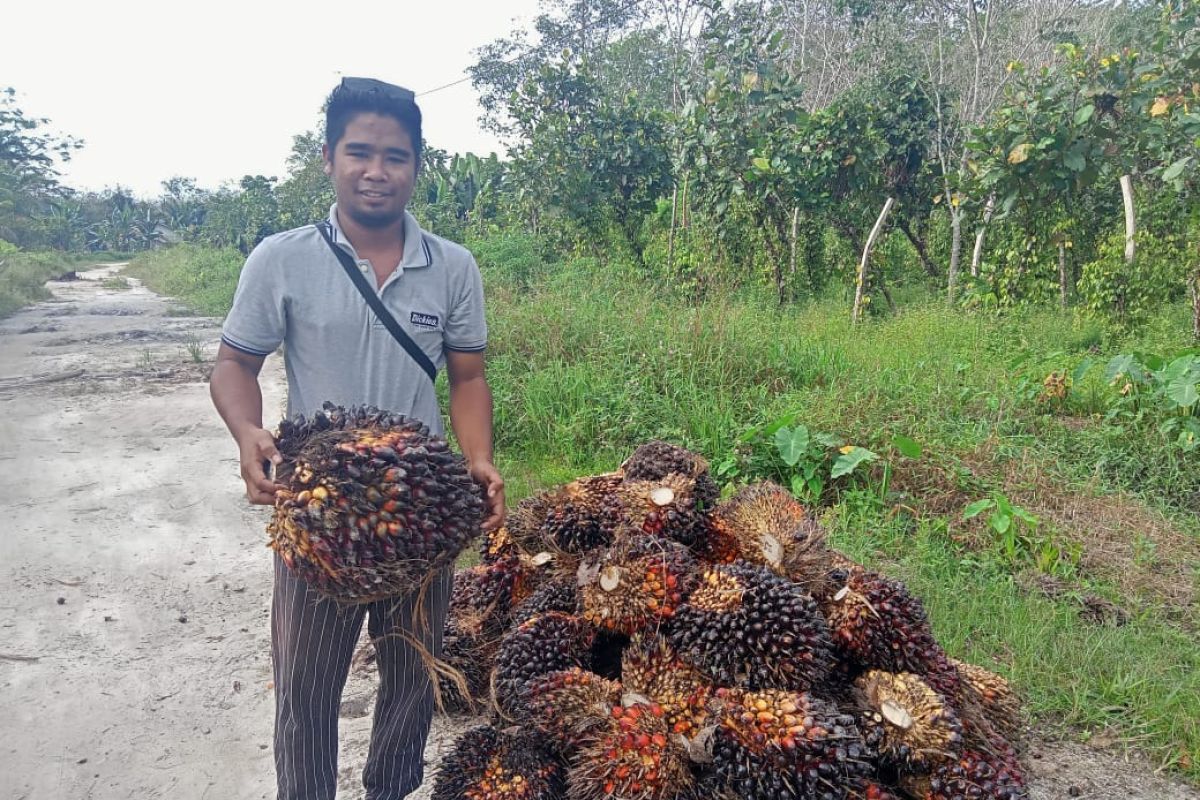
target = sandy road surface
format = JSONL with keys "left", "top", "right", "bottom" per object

{"left": 1, "top": 266, "right": 1196, "bottom": 800}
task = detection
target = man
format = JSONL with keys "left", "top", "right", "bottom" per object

{"left": 210, "top": 77, "right": 504, "bottom": 800}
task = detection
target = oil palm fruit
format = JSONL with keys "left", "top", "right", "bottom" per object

{"left": 621, "top": 441, "right": 719, "bottom": 542}
{"left": 897, "top": 747, "right": 1028, "bottom": 800}
{"left": 494, "top": 612, "right": 595, "bottom": 718}
{"left": 668, "top": 561, "right": 835, "bottom": 691}
{"left": 857, "top": 781, "right": 903, "bottom": 800}
{"left": 620, "top": 634, "right": 713, "bottom": 738}
{"left": 710, "top": 482, "right": 829, "bottom": 589}
{"left": 620, "top": 440, "right": 718, "bottom": 504}
{"left": 525, "top": 667, "right": 623, "bottom": 751}
{"left": 579, "top": 537, "right": 698, "bottom": 635}
{"left": 438, "top": 617, "right": 492, "bottom": 713}
{"left": 567, "top": 701, "right": 694, "bottom": 800}
{"left": 710, "top": 687, "right": 873, "bottom": 800}
{"left": 952, "top": 659, "right": 1021, "bottom": 741}
{"left": 450, "top": 557, "right": 526, "bottom": 639}
{"left": 852, "top": 670, "right": 963, "bottom": 770}
{"left": 508, "top": 475, "right": 623, "bottom": 555}
{"left": 432, "top": 724, "right": 565, "bottom": 800}
{"left": 608, "top": 473, "right": 711, "bottom": 547}
{"left": 481, "top": 525, "right": 518, "bottom": 565}
{"left": 821, "top": 566, "right": 962, "bottom": 699}
{"left": 511, "top": 576, "right": 580, "bottom": 627}
{"left": 270, "top": 403, "right": 484, "bottom": 602}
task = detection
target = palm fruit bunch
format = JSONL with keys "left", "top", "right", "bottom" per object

{"left": 952, "top": 660, "right": 1022, "bottom": 741}
{"left": 567, "top": 701, "right": 694, "bottom": 800}
{"left": 481, "top": 525, "right": 519, "bottom": 565}
{"left": 709, "top": 483, "right": 829, "bottom": 590}
{"left": 898, "top": 747, "right": 1027, "bottom": 800}
{"left": 432, "top": 724, "right": 565, "bottom": 800}
{"left": 820, "top": 565, "right": 962, "bottom": 699}
{"left": 620, "top": 635, "right": 713, "bottom": 738}
{"left": 668, "top": 561, "right": 836, "bottom": 691}
{"left": 852, "top": 670, "right": 963, "bottom": 771}
{"left": 621, "top": 440, "right": 720, "bottom": 515}
{"left": 435, "top": 441, "right": 1029, "bottom": 799}
{"left": 512, "top": 577, "right": 580, "bottom": 626}
{"left": 605, "top": 474, "right": 711, "bottom": 548}
{"left": 509, "top": 475, "right": 623, "bottom": 555}
{"left": 578, "top": 536, "right": 698, "bottom": 635}
{"left": 494, "top": 611, "right": 596, "bottom": 719}
{"left": 269, "top": 402, "right": 484, "bottom": 602}
{"left": 439, "top": 557, "right": 531, "bottom": 711}
{"left": 525, "top": 668, "right": 623, "bottom": 751}
{"left": 709, "top": 687, "right": 873, "bottom": 800}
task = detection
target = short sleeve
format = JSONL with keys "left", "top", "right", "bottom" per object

{"left": 221, "top": 241, "right": 286, "bottom": 357}
{"left": 443, "top": 256, "right": 487, "bottom": 353}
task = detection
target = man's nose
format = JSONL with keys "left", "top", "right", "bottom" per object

{"left": 363, "top": 155, "right": 387, "bottom": 179}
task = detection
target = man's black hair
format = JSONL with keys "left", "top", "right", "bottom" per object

{"left": 324, "top": 78, "right": 423, "bottom": 167}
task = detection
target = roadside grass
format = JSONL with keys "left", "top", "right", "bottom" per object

{"left": 125, "top": 244, "right": 244, "bottom": 316}
{"left": 101, "top": 275, "right": 131, "bottom": 291}
{"left": 127, "top": 239, "right": 1200, "bottom": 778}
{"left": 0, "top": 249, "right": 125, "bottom": 318}
{"left": 828, "top": 508, "right": 1199, "bottom": 775}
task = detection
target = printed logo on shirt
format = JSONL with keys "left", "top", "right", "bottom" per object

{"left": 410, "top": 311, "right": 440, "bottom": 329}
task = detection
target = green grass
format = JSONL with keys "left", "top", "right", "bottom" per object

{"left": 125, "top": 244, "right": 245, "bottom": 316}
{"left": 0, "top": 248, "right": 144, "bottom": 318}
{"left": 126, "top": 237, "right": 1200, "bottom": 778}
{"left": 829, "top": 509, "right": 1199, "bottom": 774}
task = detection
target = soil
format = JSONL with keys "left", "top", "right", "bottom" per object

{"left": 1, "top": 265, "right": 1197, "bottom": 800}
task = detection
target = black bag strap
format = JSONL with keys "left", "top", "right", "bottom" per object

{"left": 315, "top": 221, "right": 437, "bottom": 383}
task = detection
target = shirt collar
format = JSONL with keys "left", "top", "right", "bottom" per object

{"left": 326, "top": 204, "right": 432, "bottom": 269}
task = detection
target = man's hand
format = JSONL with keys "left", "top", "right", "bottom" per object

{"left": 238, "top": 427, "right": 283, "bottom": 505}
{"left": 469, "top": 461, "right": 505, "bottom": 532}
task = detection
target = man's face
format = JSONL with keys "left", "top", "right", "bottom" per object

{"left": 323, "top": 112, "right": 417, "bottom": 230}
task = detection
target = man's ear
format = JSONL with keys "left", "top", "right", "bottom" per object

{"left": 322, "top": 144, "right": 333, "bottom": 176}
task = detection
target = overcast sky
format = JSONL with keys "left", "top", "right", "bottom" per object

{"left": 2, "top": 0, "right": 543, "bottom": 197}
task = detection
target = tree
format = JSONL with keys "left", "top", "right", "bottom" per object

{"left": 158, "top": 176, "right": 209, "bottom": 239}
{"left": 0, "top": 87, "right": 82, "bottom": 246}
{"left": 276, "top": 131, "right": 334, "bottom": 230}
{"left": 469, "top": 0, "right": 648, "bottom": 136}
{"left": 506, "top": 56, "right": 671, "bottom": 258}
{"left": 201, "top": 175, "right": 281, "bottom": 254}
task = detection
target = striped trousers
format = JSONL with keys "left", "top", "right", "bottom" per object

{"left": 272, "top": 555, "right": 453, "bottom": 800}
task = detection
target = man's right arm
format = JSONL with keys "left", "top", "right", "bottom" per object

{"left": 210, "top": 343, "right": 281, "bottom": 504}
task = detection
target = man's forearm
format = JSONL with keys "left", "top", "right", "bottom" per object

{"left": 210, "top": 359, "right": 266, "bottom": 443}
{"left": 448, "top": 375, "right": 495, "bottom": 466}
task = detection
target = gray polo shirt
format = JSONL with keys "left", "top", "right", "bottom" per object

{"left": 221, "top": 205, "right": 487, "bottom": 435}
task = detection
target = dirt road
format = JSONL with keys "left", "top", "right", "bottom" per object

{"left": 0, "top": 266, "right": 1195, "bottom": 799}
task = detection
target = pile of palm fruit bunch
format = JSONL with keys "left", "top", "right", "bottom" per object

{"left": 432, "top": 441, "right": 1028, "bottom": 800}
{"left": 267, "top": 401, "right": 485, "bottom": 603}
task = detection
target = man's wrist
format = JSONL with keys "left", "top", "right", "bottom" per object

{"left": 231, "top": 421, "right": 266, "bottom": 446}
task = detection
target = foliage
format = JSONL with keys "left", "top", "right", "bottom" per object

{"left": 0, "top": 246, "right": 86, "bottom": 318}
{"left": 504, "top": 56, "right": 671, "bottom": 258}
{"left": 1100, "top": 350, "right": 1200, "bottom": 449}
{"left": 963, "top": 493, "right": 1078, "bottom": 575}
{"left": 713, "top": 416, "right": 879, "bottom": 504}
{"left": 275, "top": 131, "right": 333, "bottom": 230}
{"left": 199, "top": 175, "right": 280, "bottom": 254}
{"left": 413, "top": 151, "right": 505, "bottom": 240}
{"left": 1078, "top": 225, "right": 1193, "bottom": 323}
{"left": 124, "top": 244, "right": 245, "bottom": 315}
{"left": 468, "top": 0, "right": 647, "bottom": 136}
{"left": 0, "top": 88, "right": 82, "bottom": 246}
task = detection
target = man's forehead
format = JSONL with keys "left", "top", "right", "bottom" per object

{"left": 341, "top": 113, "right": 413, "bottom": 144}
